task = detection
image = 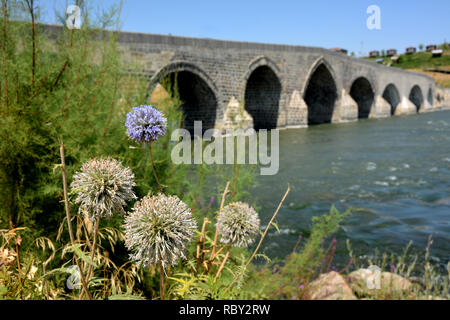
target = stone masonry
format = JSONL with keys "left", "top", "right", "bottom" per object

{"left": 43, "top": 24, "right": 450, "bottom": 132}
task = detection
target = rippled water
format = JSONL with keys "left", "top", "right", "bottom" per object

{"left": 250, "top": 110, "right": 450, "bottom": 269}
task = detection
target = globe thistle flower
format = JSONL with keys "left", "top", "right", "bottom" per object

{"left": 125, "top": 105, "right": 167, "bottom": 144}
{"left": 70, "top": 158, "right": 137, "bottom": 220}
{"left": 216, "top": 202, "right": 260, "bottom": 248}
{"left": 124, "top": 193, "right": 197, "bottom": 269}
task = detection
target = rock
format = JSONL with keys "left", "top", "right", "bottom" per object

{"left": 306, "top": 271, "right": 357, "bottom": 300}
{"left": 347, "top": 268, "right": 413, "bottom": 298}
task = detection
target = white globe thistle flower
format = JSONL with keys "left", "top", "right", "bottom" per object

{"left": 124, "top": 193, "right": 197, "bottom": 269}
{"left": 70, "top": 158, "right": 137, "bottom": 220}
{"left": 217, "top": 202, "right": 260, "bottom": 248}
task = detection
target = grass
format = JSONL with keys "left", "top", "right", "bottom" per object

{"left": 364, "top": 49, "right": 450, "bottom": 87}
{"left": 364, "top": 50, "right": 450, "bottom": 69}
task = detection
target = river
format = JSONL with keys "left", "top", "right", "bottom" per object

{"left": 250, "top": 110, "right": 450, "bottom": 271}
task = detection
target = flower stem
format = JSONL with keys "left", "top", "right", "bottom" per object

{"left": 224, "top": 185, "right": 290, "bottom": 294}
{"left": 159, "top": 264, "right": 165, "bottom": 300}
{"left": 214, "top": 243, "right": 233, "bottom": 283}
{"left": 60, "top": 143, "right": 91, "bottom": 300}
{"left": 207, "top": 182, "right": 230, "bottom": 273}
{"left": 87, "top": 218, "right": 100, "bottom": 278}
{"left": 196, "top": 217, "right": 209, "bottom": 270}
{"left": 148, "top": 143, "right": 162, "bottom": 192}
{"left": 81, "top": 217, "right": 99, "bottom": 299}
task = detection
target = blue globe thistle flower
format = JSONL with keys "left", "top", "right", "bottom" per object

{"left": 124, "top": 193, "right": 197, "bottom": 269}
{"left": 70, "top": 158, "right": 137, "bottom": 220}
{"left": 125, "top": 105, "right": 167, "bottom": 143}
{"left": 216, "top": 202, "right": 260, "bottom": 248}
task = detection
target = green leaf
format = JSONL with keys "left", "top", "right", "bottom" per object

{"left": 63, "top": 244, "right": 96, "bottom": 267}
{"left": 254, "top": 253, "right": 271, "bottom": 263}
{"left": 270, "top": 221, "right": 280, "bottom": 233}
{"left": 42, "top": 266, "right": 71, "bottom": 278}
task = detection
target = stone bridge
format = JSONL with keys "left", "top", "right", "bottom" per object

{"left": 45, "top": 24, "right": 450, "bottom": 132}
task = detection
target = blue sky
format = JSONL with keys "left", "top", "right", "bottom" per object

{"left": 40, "top": 0, "right": 450, "bottom": 56}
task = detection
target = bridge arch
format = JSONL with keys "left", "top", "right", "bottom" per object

{"left": 243, "top": 57, "right": 282, "bottom": 130}
{"left": 409, "top": 85, "right": 424, "bottom": 112}
{"left": 148, "top": 62, "right": 219, "bottom": 133}
{"left": 350, "top": 77, "right": 375, "bottom": 119}
{"left": 246, "top": 55, "right": 281, "bottom": 77}
{"left": 303, "top": 58, "right": 338, "bottom": 125}
{"left": 382, "top": 83, "right": 401, "bottom": 115}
